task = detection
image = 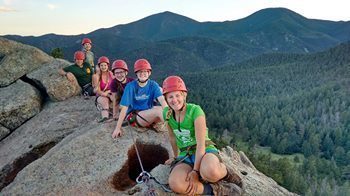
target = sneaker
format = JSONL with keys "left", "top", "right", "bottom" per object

{"left": 210, "top": 181, "right": 242, "bottom": 196}
{"left": 83, "top": 92, "right": 90, "bottom": 100}
{"left": 97, "top": 117, "right": 108, "bottom": 123}
{"left": 150, "top": 122, "right": 165, "bottom": 132}
{"left": 223, "top": 165, "right": 243, "bottom": 188}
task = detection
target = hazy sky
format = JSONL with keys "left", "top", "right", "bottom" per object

{"left": 1, "top": 0, "right": 349, "bottom": 36}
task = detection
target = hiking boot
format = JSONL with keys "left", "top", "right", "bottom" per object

{"left": 223, "top": 165, "right": 242, "bottom": 188}
{"left": 210, "top": 181, "right": 242, "bottom": 196}
{"left": 83, "top": 92, "right": 90, "bottom": 100}
{"left": 150, "top": 122, "right": 165, "bottom": 132}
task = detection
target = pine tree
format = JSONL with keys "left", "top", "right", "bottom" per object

{"left": 51, "top": 48, "right": 64, "bottom": 59}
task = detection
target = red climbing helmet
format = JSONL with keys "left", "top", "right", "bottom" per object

{"left": 111, "top": 60, "right": 128, "bottom": 72}
{"left": 81, "top": 38, "right": 92, "bottom": 45}
{"left": 74, "top": 51, "right": 85, "bottom": 60}
{"left": 134, "top": 59, "right": 152, "bottom": 73}
{"left": 98, "top": 56, "right": 110, "bottom": 65}
{"left": 162, "top": 76, "right": 187, "bottom": 95}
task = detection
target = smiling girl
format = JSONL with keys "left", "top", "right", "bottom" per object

{"left": 162, "top": 76, "right": 242, "bottom": 195}
{"left": 94, "top": 56, "right": 114, "bottom": 123}
{"left": 112, "top": 58, "right": 167, "bottom": 138}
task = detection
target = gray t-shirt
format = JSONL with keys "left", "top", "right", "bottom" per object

{"left": 83, "top": 50, "right": 95, "bottom": 71}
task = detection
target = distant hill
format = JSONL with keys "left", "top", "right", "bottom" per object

{"left": 90, "top": 11, "right": 201, "bottom": 41}
{"left": 3, "top": 7, "right": 350, "bottom": 75}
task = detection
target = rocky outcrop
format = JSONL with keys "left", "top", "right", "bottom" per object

{"left": 0, "top": 96, "right": 98, "bottom": 191}
{"left": 0, "top": 96, "right": 297, "bottom": 195}
{"left": 0, "top": 101, "right": 171, "bottom": 195}
{"left": 0, "top": 38, "right": 52, "bottom": 87}
{"left": 28, "top": 58, "right": 82, "bottom": 101}
{"left": 0, "top": 38, "right": 84, "bottom": 139}
{"left": 0, "top": 38, "right": 297, "bottom": 196}
{"left": 0, "top": 80, "right": 42, "bottom": 131}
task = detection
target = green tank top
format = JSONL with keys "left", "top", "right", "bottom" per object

{"left": 163, "top": 103, "right": 216, "bottom": 156}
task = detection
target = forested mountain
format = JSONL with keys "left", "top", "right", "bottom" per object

{"left": 179, "top": 42, "right": 350, "bottom": 194}
{"left": 3, "top": 8, "right": 350, "bottom": 75}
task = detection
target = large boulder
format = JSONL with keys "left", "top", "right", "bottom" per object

{"left": 1, "top": 115, "right": 171, "bottom": 195}
{"left": 0, "top": 96, "right": 98, "bottom": 191}
{"left": 0, "top": 80, "right": 42, "bottom": 131}
{"left": 0, "top": 38, "right": 52, "bottom": 87}
{"left": 0, "top": 94, "right": 297, "bottom": 195}
{"left": 28, "top": 58, "right": 82, "bottom": 101}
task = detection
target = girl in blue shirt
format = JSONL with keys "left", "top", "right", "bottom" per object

{"left": 112, "top": 59, "right": 167, "bottom": 138}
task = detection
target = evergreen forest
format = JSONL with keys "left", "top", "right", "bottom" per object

{"left": 179, "top": 42, "right": 350, "bottom": 195}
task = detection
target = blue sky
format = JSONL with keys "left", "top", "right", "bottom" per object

{"left": 0, "top": 0, "right": 349, "bottom": 36}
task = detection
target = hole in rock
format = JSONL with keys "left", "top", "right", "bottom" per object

{"left": 112, "top": 140, "right": 169, "bottom": 191}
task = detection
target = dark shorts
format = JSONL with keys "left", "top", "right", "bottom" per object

{"left": 82, "top": 83, "right": 95, "bottom": 96}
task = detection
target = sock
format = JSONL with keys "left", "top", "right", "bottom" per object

{"left": 202, "top": 183, "right": 213, "bottom": 195}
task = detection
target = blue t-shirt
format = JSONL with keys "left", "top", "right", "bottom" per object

{"left": 120, "top": 80, "right": 162, "bottom": 114}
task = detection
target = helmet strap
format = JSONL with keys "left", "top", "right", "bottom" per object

{"left": 121, "top": 77, "right": 126, "bottom": 83}
{"left": 137, "top": 78, "right": 149, "bottom": 84}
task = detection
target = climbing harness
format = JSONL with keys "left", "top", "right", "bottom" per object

{"left": 126, "top": 111, "right": 159, "bottom": 130}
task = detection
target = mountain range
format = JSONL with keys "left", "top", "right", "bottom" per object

{"left": 3, "top": 7, "right": 350, "bottom": 77}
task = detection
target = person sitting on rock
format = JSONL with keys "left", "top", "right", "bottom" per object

{"left": 93, "top": 56, "right": 114, "bottom": 123}
{"left": 59, "top": 51, "right": 94, "bottom": 96}
{"left": 112, "top": 58, "right": 167, "bottom": 138}
{"left": 162, "top": 76, "right": 243, "bottom": 195}
{"left": 109, "top": 59, "right": 134, "bottom": 120}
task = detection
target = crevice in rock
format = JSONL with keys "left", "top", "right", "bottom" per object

{"left": 0, "top": 141, "right": 58, "bottom": 191}
{"left": 0, "top": 122, "right": 11, "bottom": 142}
{"left": 20, "top": 75, "right": 49, "bottom": 102}
{"left": 111, "top": 140, "right": 169, "bottom": 191}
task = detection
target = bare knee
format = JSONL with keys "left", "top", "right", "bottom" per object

{"left": 98, "top": 97, "right": 109, "bottom": 108}
{"left": 201, "top": 165, "right": 223, "bottom": 182}
{"left": 168, "top": 175, "right": 188, "bottom": 194}
{"left": 200, "top": 154, "right": 225, "bottom": 182}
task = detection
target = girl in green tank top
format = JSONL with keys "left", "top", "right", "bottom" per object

{"left": 162, "top": 76, "right": 242, "bottom": 195}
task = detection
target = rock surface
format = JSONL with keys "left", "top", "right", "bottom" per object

{"left": 1, "top": 96, "right": 171, "bottom": 195}
{"left": 0, "top": 38, "right": 52, "bottom": 87}
{"left": 0, "top": 96, "right": 98, "bottom": 190}
{"left": 0, "top": 80, "right": 42, "bottom": 131}
{"left": 0, "top": 125, "right": 10, "bottom": 141}
{"left": 0, "top": 97, "right": 297, "bottom": 196}
{"left": 28, "top": 58, "right": 82, "bottom": 101}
